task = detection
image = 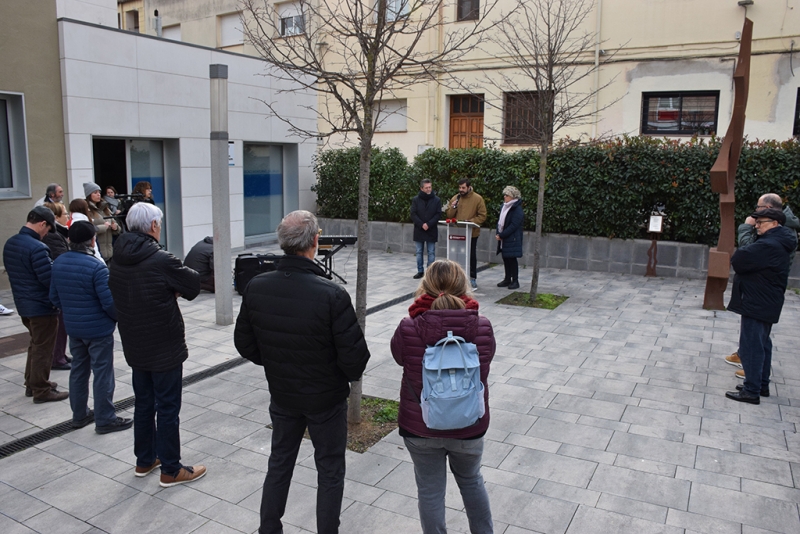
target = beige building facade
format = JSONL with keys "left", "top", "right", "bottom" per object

{"left": 117, "top": 0, "right": 800, "bottom": 159}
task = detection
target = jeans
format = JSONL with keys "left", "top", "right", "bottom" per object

{"left": 502, "top": 257, "right": 518, "bottom": 282}
{"left": 132, "top": 365, "right": 183, "bottom": 476}
{"left": 69, "top": 335, "right": 116, "bottom": 426}
{"left": 415, "top": 241, "right": 436, "bottom": 273}
{"left": 260, "top": 399, "right": 348, "bottom": 534}
{"left": 470, "top": 236, "right": 479, "bottom": 280}
{"left": 738, "top": 316, "right": 773, "bottom": 395}
{"left": 403, "top": 436, "right": 493, "bottom": 534}
{"left": 21, "top": 315, "right": 58, "bottom": 399}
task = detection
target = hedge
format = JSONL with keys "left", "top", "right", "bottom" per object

{"left": 311, "top": 137, "right": 800, "bottom": 246}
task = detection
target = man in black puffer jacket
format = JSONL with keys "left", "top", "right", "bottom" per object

{"left": 410, "top": 179, "right": 441, "bottom": 278}
{"left": 725, "top": 208, "right": 797, "bottom": 405}
{"left": 234, "top": 210, "right": 370, "bottom": 534}
{"left": 109, "top": 203, "right": 206, "bottom": 488}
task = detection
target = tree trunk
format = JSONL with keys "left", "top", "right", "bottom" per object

{"left": 348, "top": 133, "right": 373, "bottom": 424}
{"left": 529, "top": 143, "right": 548, "bottom": 300}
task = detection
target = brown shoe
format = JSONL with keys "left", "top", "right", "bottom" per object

{"left": 135, "top": 459, "right": 161, "bottom": 477}
{"left": 25, "top": 381, "right": 58, "bottom": 398}
{"left": 735, "top": 369, "right": 745, "bottom": 379}
{"left": 159, "top": 465, "right": 207, "bottom": 488}
{"left": 725, "top": 352, "right": 743, "bottom": 369}
{"left": 33, "top": 389, "right": 69, "bottom": 404}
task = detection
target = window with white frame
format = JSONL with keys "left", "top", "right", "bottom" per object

{"left": 218, "top": 12, "right": 244, "bottom": 49}
{"left": 0, "top": 93, "right": 30, "bottom": 198}
{"left": 380, "top": 0, "right": 410, "bottom": 22}
{"left": 374, "top": 99, "right": 408, "bottom": 132}
{"left": 162, "top": 24, "right": 181, "bottom": 41}
{"left": 278, "top": 2, "right": 304, "bottom": 36}
{"left": 457, "top": 0, "right": 479, "bottom": 21}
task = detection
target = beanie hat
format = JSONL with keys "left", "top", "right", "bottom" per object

{"left": 83, "top": 182, "right": 101, "bottom": 197}
{"left": 68, "top": 220, "right": 96, "bottom": 243}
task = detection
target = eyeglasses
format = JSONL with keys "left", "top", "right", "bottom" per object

{"left": 754, "top": 219, "right": 774, "bottom": 226}
{"left": 756, "top": 205, "right": 772, "bottom": 209}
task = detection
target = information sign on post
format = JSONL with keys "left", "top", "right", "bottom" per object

{"left": 646, "top": 214, "right": 664, "bottom": 277}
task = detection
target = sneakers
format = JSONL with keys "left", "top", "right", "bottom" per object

{"left": 33, "top": 390, "right": 69, "bottom": 403}
{"left": 159, "top": 465, "right": 207, "bottom": 488}
{"left": 72, "top": 409, "right": 95, "bottom": 429}
{"left": 724, "top": 352, "right": 743, "bottom": 369}
{"left": 507, "top": 280, "right": 520, "bottom": 290}
{"left": 0, "top": 305, "right": 14, "bottom": 316}
{"left": 413, "top": 272, "right": 424, "bottom": 279}
{"left": 26, "top": 381, "right": 58, "bottom": 398}
{"left": 735, "top": 369, "right": 745, "bottom": 379}
{"left": 135, "top": 459, "right": 161, "bottom": 477}
{"left": 95, "top": 417, "right": 133, "bottom": 434}
{"left": 470, "top": 278, "right": 478, "bottom": 290}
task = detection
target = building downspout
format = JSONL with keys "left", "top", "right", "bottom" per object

{"left": 591, "top": 0, "right": 602, "bottom": 139}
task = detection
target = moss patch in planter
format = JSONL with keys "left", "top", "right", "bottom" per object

{"left": 347, "top": 396, "right": 399, "bottom": 453}
{"left": 496, "top": 292, "right": 568, "bottom": 310}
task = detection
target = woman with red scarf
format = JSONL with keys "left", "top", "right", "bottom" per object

{"left": 391, "top": 259, "right": 495, "bottom": 533}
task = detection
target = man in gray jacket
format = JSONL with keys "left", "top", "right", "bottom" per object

{"left": 724, "top": 193, "right": 800, "bottom": 374}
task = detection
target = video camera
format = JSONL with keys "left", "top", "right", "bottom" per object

{"left": 103, "top": 193, "right": 145, "bottom": 231}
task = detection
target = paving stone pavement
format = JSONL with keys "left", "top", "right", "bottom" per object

{"left": 1, "top": 247, "right": 800, "bottom": 533}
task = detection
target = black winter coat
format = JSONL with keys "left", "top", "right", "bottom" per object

{"left": 496, "top": 199, "right": 524, "bottom": 258}
{"left": 728, "top": 225, "right": 796, "bottom": 324}
{"left": 42, "top": 225, "right": 69, "bottom": 260}
{"left": 410, "top": 191, "right": 441, "bottom": 243}
{"left": 109, "top": 232, "right": 200, "bottom": 372}
{"left": 184, "top": 236, "right": 213, "bottom": 277}
{"left": 234, "top": 255, "right": 370, "bottom": 413}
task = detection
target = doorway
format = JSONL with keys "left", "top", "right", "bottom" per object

{"left": 449, "top": 95, "right": 484, "bottom": 149}
{"left": 243, "top": 143, "right": 284, "bottom": 237}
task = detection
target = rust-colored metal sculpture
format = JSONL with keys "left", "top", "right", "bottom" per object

{"left": 703, "top": 18, "right": 753, "bottom": 310}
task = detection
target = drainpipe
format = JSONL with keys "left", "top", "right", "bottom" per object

{"left": 591, "top": 0, "right": 602, "bottom": 139}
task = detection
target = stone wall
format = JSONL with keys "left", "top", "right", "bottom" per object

{"left": 318, "top": 218, "right": 800, "bottom": 289}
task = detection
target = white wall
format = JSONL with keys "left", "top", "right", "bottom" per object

{"left": 58, "top": 19, "right": 316, "bottom": 251}
{"left": 56, "top": 0, "right": 117, "bottom": 27}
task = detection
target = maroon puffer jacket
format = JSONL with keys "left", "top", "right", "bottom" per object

{"left": 391, "top": 307, "right": 495, "bottom": 438}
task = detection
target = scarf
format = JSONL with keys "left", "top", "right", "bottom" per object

{"left": 408, "top": 293, "right": 480, "bottom": 318}
{"left": 497, "top": 199, "right": 517, "bottom": 233}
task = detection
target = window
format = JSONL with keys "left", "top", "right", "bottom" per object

{"left": 374, "top": 99, "right": 408, "bottom": 132}
{"left": 457, "top": 0, "right": 479, "bottom": 21}
{"left": 794, "top": 89, "right": 800, "bottom": 137}
{"left": 125, "top": 10, "right": 139, "bottom": 32}
{"left": 218, "top": 12, "right": 244, "bottom": 50}
{"left": 278, "top": 2, "right": 304, "bottom": 36}
{"left": 641, "top": 91, "right": 719, "bottom": 136}
{"left": 162, "top": 24, "right": 181, "bottom": 41}
{"left": 382, "top": 0, "right": 410, "bottom": 22}
{"left": 503, "top": 92, "right": 545, "bottom": 145}
{"left": 0, "top": 93, "right": 31, "bottom": 198}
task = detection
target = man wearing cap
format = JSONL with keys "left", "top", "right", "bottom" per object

{"left": 725, "top": 208, "right": 797, "bottom": 404}
{"left": 724, "top": 193, "right": 800, "bottom": 374}
{"left": 50, "top": 221, "right": 132, "bottom": 433}
{"left": 2, "top": 207, "right": 68, "bottom": 402}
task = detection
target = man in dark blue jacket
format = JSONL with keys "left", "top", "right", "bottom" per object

{"left": 50, "top": 221, "right": 131, "bottom": 433}
{"left": 3, "top": 207, "right": 68, "bottom": 403}
{"left": 410, "top": 179, "right": 441, "bottom": 278}
{"left": 726, "top": 208, "right": 797, "bottom": 404}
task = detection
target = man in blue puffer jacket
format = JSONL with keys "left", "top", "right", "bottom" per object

{"left": 50, "top": 221, "right": 132, "bottom": 434}
{"left": 3, "top": 207, "right": 68, "bottom": 403}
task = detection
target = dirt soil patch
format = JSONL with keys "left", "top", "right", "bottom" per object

{"left": 347, "top": 396, "right": 399, "bottom": 453}
{"left": 496, "top": 292, "right": 568, "bottom": 309}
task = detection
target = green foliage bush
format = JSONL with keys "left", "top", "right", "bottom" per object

{"left": 312, "top": 137, "right": 800, "bottom": 246}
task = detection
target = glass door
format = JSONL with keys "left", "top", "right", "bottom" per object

{"left": 129, "top": 140, "right": 166, "bottom": 245}
{"left": 243, "top": 144, "right": 283, "bottom": 237}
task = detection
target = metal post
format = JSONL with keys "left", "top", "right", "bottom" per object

{"left": 210, "top": 64, "right": 233, "bottom": 325}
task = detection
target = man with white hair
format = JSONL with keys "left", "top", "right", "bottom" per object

{"left": 108, "top": 202, "right": 205, "bottom": 487}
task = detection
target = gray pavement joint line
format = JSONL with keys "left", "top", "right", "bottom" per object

{"left": 0, "top": 263, "right": 493, "bottom": 459}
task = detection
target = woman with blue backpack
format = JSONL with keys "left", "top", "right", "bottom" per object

{"left": 391, "top": 259, "right": 495, "bottom": 533}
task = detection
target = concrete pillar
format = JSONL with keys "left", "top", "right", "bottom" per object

{"left": 210, "top": 64, "right": 233, "bottom": 325}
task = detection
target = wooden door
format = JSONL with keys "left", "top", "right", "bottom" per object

{"left": 449, "top": 95, "right": 484, "bottom": 149}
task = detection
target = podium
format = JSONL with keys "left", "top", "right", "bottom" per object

{"left": 440, "top": 219, "right": 479, "bottom": 277}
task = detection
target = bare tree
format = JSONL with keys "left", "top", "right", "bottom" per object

{"left": 486, "top": 0, "right": 616, "bottom": 299}
{"left": 241, "top": 0, "right": 503, "bottom": 422}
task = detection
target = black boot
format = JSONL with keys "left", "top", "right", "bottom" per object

{"left": 508, "top": 279, "right": 520, "bottom": 290}
{"left": 497, "top": 279, "right": 510, "bottom": 287}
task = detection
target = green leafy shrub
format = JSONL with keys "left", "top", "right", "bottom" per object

{"left": 312, "top": 137, "right": 800, "bottom": 246}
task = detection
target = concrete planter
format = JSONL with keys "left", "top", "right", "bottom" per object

{"left": 317, "top": 218, "right": 800, "bottom": 288}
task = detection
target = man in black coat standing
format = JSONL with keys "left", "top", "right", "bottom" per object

{"left": 234, "top": 210, "right": 370, "bottom": 534}
{"left": 725, "top": 208, "right": 797, "bottom": 404}
{"left": 410, "top": 179, "right": 441, "bottom": 279}
{"left": 108, "top": 203, "right": 205, "bottom": 487}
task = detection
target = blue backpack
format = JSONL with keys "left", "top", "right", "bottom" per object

{"left": 418, "top": 331, "right": 485, "bottom": 430}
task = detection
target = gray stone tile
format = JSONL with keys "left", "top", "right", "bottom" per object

{"left": 527, "top": 417, "right": 614, "bottom": 450}
{"left": 547, "top": 394, "right": 627, "bottom": 421}
{"left": 688, "top": 482, "right": 800, "bottom": 532}
{"left": 23, "top": 507, "right": 93, "bottom": 534}
{"left": 201, "top": 500, "right": 261, "bottom": 533}
{"left": 596, "top": 493, "right": 668, "bottom": 523}
{"left": 186, "top": 410, "right": 266, "bottom": 445}
{"left": 186, "top": 457, "right": 265, "bottom": 504}
{"left": 532, "top": 479, "right": 601, "bottom": 507}
{"left": 665, "top": 508, "right": 741, "bottom": 534}
{"left": 613, "top": 454, "right": 676, "bottom": 477}
{"left": 740, "top": 478, "right": 800, "bottom": 504}
{"left": 588, "top": 464, "right": 690, "bottom": 510}
{"left": 188, "top": 521, "right": 243, "bottom": 534}
{"left": 497, "top": 447, "right": 597, "bottom": 488}
{"left": 29, "top": 469, "right": 138, "bottom": 521}
{"left": 487, "top": 483, "right": 578, "bottom": 534}
{"left": 345, "top": 450, "right": 402, "bottom": 486}
{"left": 700, "top": 418, "right": 788, "bottom": 451}
{"left": 0, "top": 513, "right": 38, "bottom": 534}
{"left": 0, "top": 448, "right": 80, "bottom": 492}
{"left": 674, "top": 466, "right": 741, "bottom": 491}
{"left": 694, "top": 447, "right": 794, "bottom": 487}
{"left": 621, "top": 405, "right": 701, "bottom": 434}
{"left": 89, "top": 492, "right": 208, "bottom": 534}
{"left": 339, "top": 500, "right": 422, "bottom": 533}
{"left": 557, "top": 443, "right": 617, "bottom": 465}
{"left": 606, "top": 431, "right": 696, "bottom": 467}
{"left": 155, "top": 484, "right": 221, "bottom": 514}
{"left": 0, "top": 485, "right": 50, "bottom": 522}
{"left": 566, "top": 506, "right": 683, "bottom": 534}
